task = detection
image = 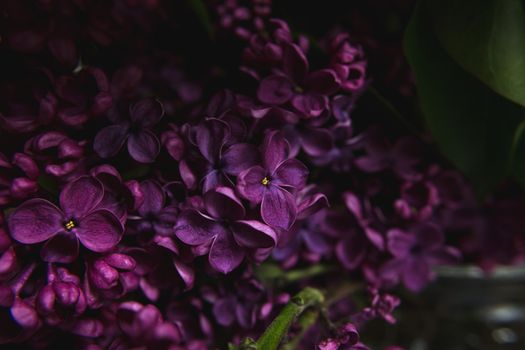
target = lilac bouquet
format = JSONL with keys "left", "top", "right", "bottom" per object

{"left": 1, "top": 0, "right": 525, "bottom": 349}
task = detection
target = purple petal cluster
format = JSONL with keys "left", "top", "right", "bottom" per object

{"left": 0, "top": 0, "right": 522, "bottom": 349}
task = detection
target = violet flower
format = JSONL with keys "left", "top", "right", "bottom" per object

{"left": 0, "top": 152, "right": 39, "bottom": 205}
{"left": 381, "top": 223, "right": 460, "bottom": 291}
{"left": 7, "top": 176, "right": 124, "bottom": 263}
{"left": 174, "top": 186, "right": 276, "bottom": 273}
{"left": 257, "top": 43, "right": 340, "bottom": 118}
{"left": 55, "top": 67, "right": 112, "bottom": 126}
{"left": 237, "top": 130, "right": 309, "bottom": 229}
{"left": 191, "top": 119, "right": 259, "bottom": 192}
{"left": 94, "top": 98, "right": 164, "bottom": 163}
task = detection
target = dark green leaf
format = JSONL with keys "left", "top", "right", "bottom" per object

{"left": 404, "top": 2, "right": 525, "bottom": 195}
{"left": 426, "top": 0, "right": 525, "bottom": 107}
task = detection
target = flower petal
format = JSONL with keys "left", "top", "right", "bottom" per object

{"left": 291, "top": 93, "right": 327, "bottom": 117}
{"left": 60, "top": 176, "right": 104, "bottom": 218}
{"left": 40, "top": 232, "right": 79, "bottom": 263}
{"left": 231, "top": 220, "right": 276, "bottom": 249}
{"left": 237, "top": 166, "right": 266, "bottom": 204}
{"left": 204, "top": 187, "right": 245, "bottom": 222}
{"left": 261, "top": 187, "right": 296, "bottom": 229}
{"left": 209, "top": 231, "right": 244, "bottom": 274}
{"left": 283, "top": 43, "right": 308, "bottom": 82}
{"left": 262, "top": 131, "right": 289, "bottom": 172}
{"left": 174, "top": 210, "right": 217, "bottom": 245}
{"left": 93, "top": 125, "right": 128, "bottom": 158}
{"left": 257, "top": 75, "right": 294, "bottom": 105}
{"left": 8, "top": 198, "right": 63, "bottom": 244}
{"left": 129, "top": 98, "right": 164, "bottom": 128}
{"left": 137, "top": 180, "right": 165, "bottom": 216}
{"left": 76, "top": 210, "right": 123, "bottom": 252}
{"left": 304, "top": 69, "right": 340, "bottom": 95}
{"left": 127, "top": 130, "right": 160, "bottom": 163}
{"left": 387, "top": 229, "right": 414, "bottom": 258}
{"left": 299, "top": 127, "right": 334, "bottom": 157}
{"left": 402, "top": 257, "right": 431, "bottom": 292}
{"left": 273, "top": 159, "right": 309, "bottom": 189}
{"left": 222, "top": 143, "right": 260, "bottom": 176}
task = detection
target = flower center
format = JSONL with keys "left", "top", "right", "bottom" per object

{"left": 261, "top": 177, "right": 270, "bottom": 186}
{"left": 64, "top": 219, "right": 77, "bottom": 231}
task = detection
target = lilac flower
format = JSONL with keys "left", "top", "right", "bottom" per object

{"left": 317, "top": 323, "right": 369, "bottom": 350}
{"left": 394, "top": 176, "right": 439, "bottom": 222}
{"left": 237, "top": 131, "right": 309, "bottom": 229}
{"left": 7, "top": 176, "right": 124, "bottom": 263}
{"left": 381, "top": 223, "right": 460, "bottom": 291}
{"left": 116, "top": 301, "right": 182, "bottom": 349}
{"left": 94, "top": 98, "right": 164, "bottom": 163}
{"left": 24, "top": 131, "right": 86, "bottom": 179}
{"left": 325, "top": 192, "right": 384, "bottom": 270}
{"left": 87, "top": 253, "right": 136, "bottom": 300}
{"left": 129, "top": 180, "right": 179, "bottom": 237}
{"left": 328, "top": 34, "right": 367, "bottom": 92}
{"left": 0, "top": 285, "right": 39, "bottom": 344}
{"left": 273, "top": 186, "right": 330, "bottom": 265}
{"left": 257, "top": 43, "right": 340, "bottom": 118}
{"left": 191, "top": 119, "right": 259, "bottom": 192}
{"left": 354, "top": 131, "right": 422, "bottom": 180}
{"left": 174, "top": 186, "right": 276, "bottom": 273}
{"left": 37, "top": 266, "right": 87, "bottom": 326}
{"left": 55, "top": 67, "right": 112, "bottom": 126}
{"left": 0, "top": 152, "right": 39, "bottom": 205}
{"left": 310, "top": 125, "right": 360, "bottom": 172}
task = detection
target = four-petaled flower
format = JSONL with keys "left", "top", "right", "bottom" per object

{"left": 7, "top": 176, "right": 124, "bottom": 263}
{"left": 237, "top": 131, "right": 309, "bottom": 229}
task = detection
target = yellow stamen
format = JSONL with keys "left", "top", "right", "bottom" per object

{"left": 65, "top": 220, "right": 76, "bottom": 230}
{"left": 261, "top": 177, "right": 270, "bottom": 186}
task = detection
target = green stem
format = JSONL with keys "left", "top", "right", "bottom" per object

{"left": 255, "top": 287, "right": 324, "bottom": 350}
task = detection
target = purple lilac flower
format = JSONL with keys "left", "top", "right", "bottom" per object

{"left": 175, "top": 186, "right": 276, "bottom": 273}
{"left": 7, "top": 176, "right": 124, "bottom": 263}
{"left": 191, "top": 119, "right": 259, "bottom": 192}
{"left": 55, "top": 67, "right": 112, "bottom": 126}
{"left": 94, "top": 98, "right": 164, "bottom": 163}
{"left": 317, "top": 323, "right": 369, "bottom": 350}
{"left": 328, "top": 34, "right": 367, "bottom": 92}
{"left": 0, "top": 285, "right": 39, "bottom": 344}
{"left": 24, "top": 131, "right": 86, "bottom": 179}
{"left": 381, "top": 223, "right": 460, "bottom": 291}
{"left": 237, "top": 130, "right": 309, "bottom": 229}
{"left": 257, "top": 43, "right": 340, "bottom": 118}
{"left": 0, "top": 152, "right": 39, "bottom": 205}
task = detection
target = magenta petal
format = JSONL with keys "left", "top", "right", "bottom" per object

{"left": 137, "top": 180, "right": 165, "bottom": 216}
{"left": 129, "top": 98, "right": 164, "bottom": 128}
{"left": 262, "top": 131, "right": 290, "bottom": 172}
{"left": 127, "top": 130, "right": 160, "bottom": 163}
{"left": 204, "top": 187, "right": 245, "bottom": 222}
{"left": 231, "top": 220, "right": 276, "bottom": 249}
{"left": 40, "top": 232, "right": 79, "bottom": 263}
{"left": 222, "top": 143, "right": 260, "bottom": 176}
{"left": 8, "top": 198, "right": 63, "bottom": 244}
{"left": 209, "top": 231, "right": 244, "bottom": 274}
{"left": 291, "top": 93, "right": 327, "bottom": 117}
{"left": 402, "top": 258, "right": 431, "bottom": 292}
{"left": 387, "top": 229, "right": 414, "bottom": 258}
{"left": 93, "top": 125, "right": 128, "bottom": 158}
{"left": 261, "top": 187, "right": 296, "bottom": 229}
{"left": 60, "top": 176, "right": 104, "bottom": 218}
{"left": 174, "top": 210, "right": 217, "bottom": 245}
{"left": 195, "top": 119, "right": 228, "bottom": 163}
{"left": 257, "top": 75, "right": 294, "bottom": 105}
{"left": 237, "top": 166, "right": 266, "bottom": 204}
{"left": 76, "top": 210, "right": 123, "bottom": 252}
{"left": 273, "top": 159, "right": 309, "bottom": 189}
{"left": 304, "top": 69, "right": 340, "bottom": 95}
{"left": 299, "top": 128, "right": 334, "bottom": 157}
{"left": 283, "top": 43, "right": 308, "bottom": 82}
{"left": 297, "top": 192, "right": 329, "bottom": 219}
{"left": 11, "top": 300, "right": 38, "bottom": 328}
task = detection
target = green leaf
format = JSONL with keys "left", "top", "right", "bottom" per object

{"left": 404, "top": 2, "right": 525, "bottom": 195}
{"left": 425, "top": 0, "right": 525, "bottom": 107}
{"left": 255, "top": 288, "right": 324, "bottom": 350}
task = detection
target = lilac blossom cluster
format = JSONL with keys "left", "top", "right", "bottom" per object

{"left": 1, "top": 0, "right": 524, "bottom": 349}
